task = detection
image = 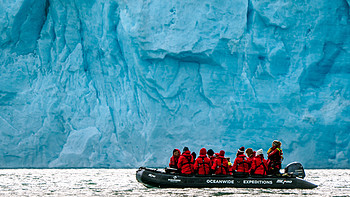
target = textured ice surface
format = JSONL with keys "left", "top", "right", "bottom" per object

{"left": 0, "top": 0, "right": 349, "bottom": 168}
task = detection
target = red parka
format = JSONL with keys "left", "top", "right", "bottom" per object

{"left": 209, "top": 156, "right": 216, "bottom": 167}
{"left": 267, "top": 146, "right": 283, "bottom": 172}
{"left": 246, "top": 156, "right": 254, "bottom": 171}
{"left": 233, "top": 154, "right": 250, "bottom": 173}
{"left": 246, "top": 152, "right": 255, "bottom": 171}
{"left": 194, "top": 148, "right": 211, "bottom": 175}
{"left": 211, "top": 150, "right": 229, "bottom": 175}
{"left": 177, "top": 150, "right": 194, "bottom": 174}
{"left": 251, "top": 155, "right": 268, "bottom": 175}
{"left": 267, "top": 147, "right": 283, "bottom": 164}
{"left": 169, "top": 149, "right": 181, "bottom": 168}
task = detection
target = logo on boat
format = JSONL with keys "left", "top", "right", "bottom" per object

{"left": 148, "top": 174, "right": 156, "bottom": 178}
{"left": 276, "top": 179, "right": 293, "bottom": 184}
{"left": 206, "top": 179, "right": 234, "bottom": 184}
{"left": 243, "top": 180, "right": 273, "bottom": 185}
{"left": 168, "top": 176, "right": 181, "bottom": 183}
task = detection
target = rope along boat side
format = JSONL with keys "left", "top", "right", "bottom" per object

{"left": 136, "top": 162, "right": 317, "bottom": 189}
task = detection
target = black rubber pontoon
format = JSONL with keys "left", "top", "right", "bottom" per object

{"left": 136, "top": 165, "right": 317, "bottom": 189}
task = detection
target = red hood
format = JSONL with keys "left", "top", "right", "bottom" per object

{"left": 218, "top": 155, "right": 226, "bottom": 159}
{"left": 182, "top": 150, "right": 191, "bottom": 156}
{"left": 173, "top": 149, "right": 181, "bottom": 157}
{"left": 219, "top": 150, "right": 225, "bottom": 156}
{"left": 238, "top": 154, "right": 246, "bottom": 158}
{"left": 199, "top": 148, "right": 207, "bottom": 156}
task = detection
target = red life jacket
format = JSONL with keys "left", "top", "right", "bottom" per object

{"left": 169, "top": 156, "right": 179, "bottom": 168}
{"left": 209, "top": 156, "right": 216, "bottom": 167}
{"left": 268, "top": 147, "right": 283, "bottom": 163}
{"left": 233, "top": 155, "right": 250, "bottom": 173}
{"left": 267, "top": 147, "right": 283, "bottom": 171}
{"left": 211, "top": 156, "right": 228, "bottom": 175}
{"left": 246, "top": 156, "right": 254, "bottom": 171}
{"left": 251, "top": 155, "right": 268, "bottom": 175}
{"left": 169, "top": 149, "right": 181, "bottom": 168}
{"left": 177, "top": 151, "right": 194, "bottom": 174}
{"left": 194, "top": 156, "right": 211, "bottom": 175}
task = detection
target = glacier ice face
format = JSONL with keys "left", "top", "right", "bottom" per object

{"left": 0, "top": 0, "right": 349, "bottom": 168}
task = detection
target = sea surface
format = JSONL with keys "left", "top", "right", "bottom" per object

{"left": 0, "top": 169, "right": 349, "bottom": 196}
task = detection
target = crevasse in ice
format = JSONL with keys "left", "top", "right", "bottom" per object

{"left": 0, "top": 0, "right": 349, "bottom": 168}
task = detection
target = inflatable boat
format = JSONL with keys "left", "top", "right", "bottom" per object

{"left": 136, "top": 162, "right": 317, "bottom": 189}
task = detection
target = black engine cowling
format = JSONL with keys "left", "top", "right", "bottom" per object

{"left": 284, "top": 162, "right": 306, "bottom": 179}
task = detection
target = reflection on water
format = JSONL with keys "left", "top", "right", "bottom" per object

{"left": 0, "top": 169, "right": 349, "bottom": 196}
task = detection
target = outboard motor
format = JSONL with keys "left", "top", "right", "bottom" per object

{"left": 284, "top": 162, "right": 306, "bottom": 179}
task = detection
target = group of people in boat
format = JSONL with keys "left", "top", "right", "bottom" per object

{"left": 169, "top": 140, "right": 283, "bottom": 176}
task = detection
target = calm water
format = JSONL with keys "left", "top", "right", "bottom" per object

{"left": 0, "top": 169, "right": 349, "bottom": 196}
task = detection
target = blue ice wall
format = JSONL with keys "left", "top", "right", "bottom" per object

{"left": 0, "top": 0, "right": 349, "bottom": 168}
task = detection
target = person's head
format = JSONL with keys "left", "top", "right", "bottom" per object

{"left": 226, "top": 157, "right": 231, "bottom": 162}
{"left": 200, "top": 148, "right": 207, "bottom": 156}
{"left": 173, "top": 149, "right": 180, "bottom": 157}
{"left": 219, "top": 150, "right": 225, "bottom": 157}
{"left": 256, "top": 149, "right": 263, "bottom": 156}
{"left": 237, "top": 146, "right": 245, "bottom": 156}
{"left": 272, "top": 140, "right": 281, "bottom": 147}
{"left": 245, "top": 148, "right": 254, "bottom": 157}
{"left": 207, "top": 149, "right": 214, "bottom": 156}
{"left": 183, "top": 146, "right": 189, "bottom": 152}
{"left": 191, "top": 151, "right": 197, "bottom": 159}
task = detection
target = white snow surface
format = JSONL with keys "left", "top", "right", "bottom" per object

{"left": 0, "top": 0, "right": 349, "bottom": 168}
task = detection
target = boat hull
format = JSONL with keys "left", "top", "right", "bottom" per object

{"left": 136, "top": 167, "right": 317, "bottom": 189}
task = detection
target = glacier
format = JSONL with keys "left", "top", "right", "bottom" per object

{"left": 0, "top": 0, "right": 349, "bottom": 168}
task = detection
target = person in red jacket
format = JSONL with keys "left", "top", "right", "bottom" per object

{"left": 250, "top": 149, "right": 268, "bottom": 176}
{"left": 169, "top": 149, "right": 181, "bottom": 169}
{"left": 207, "top": 149, "right": 215, "bottom": 167}
{"left": 267, "top": 140, "right": 283, "bottom": 175}
{"left": 194, "top": 148, "right": 211, "bottom": 175}
{"left": 233, "top": 146, "right": 250, "bottom": 176}
{"left": 245, "top": 148, "right": 255, "bottom": 171}
{"left": 177, "top": 147, "right": 194, "bottom": 175}
{"left": 211, "top": 150, "right": 229, "bottom": 175}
